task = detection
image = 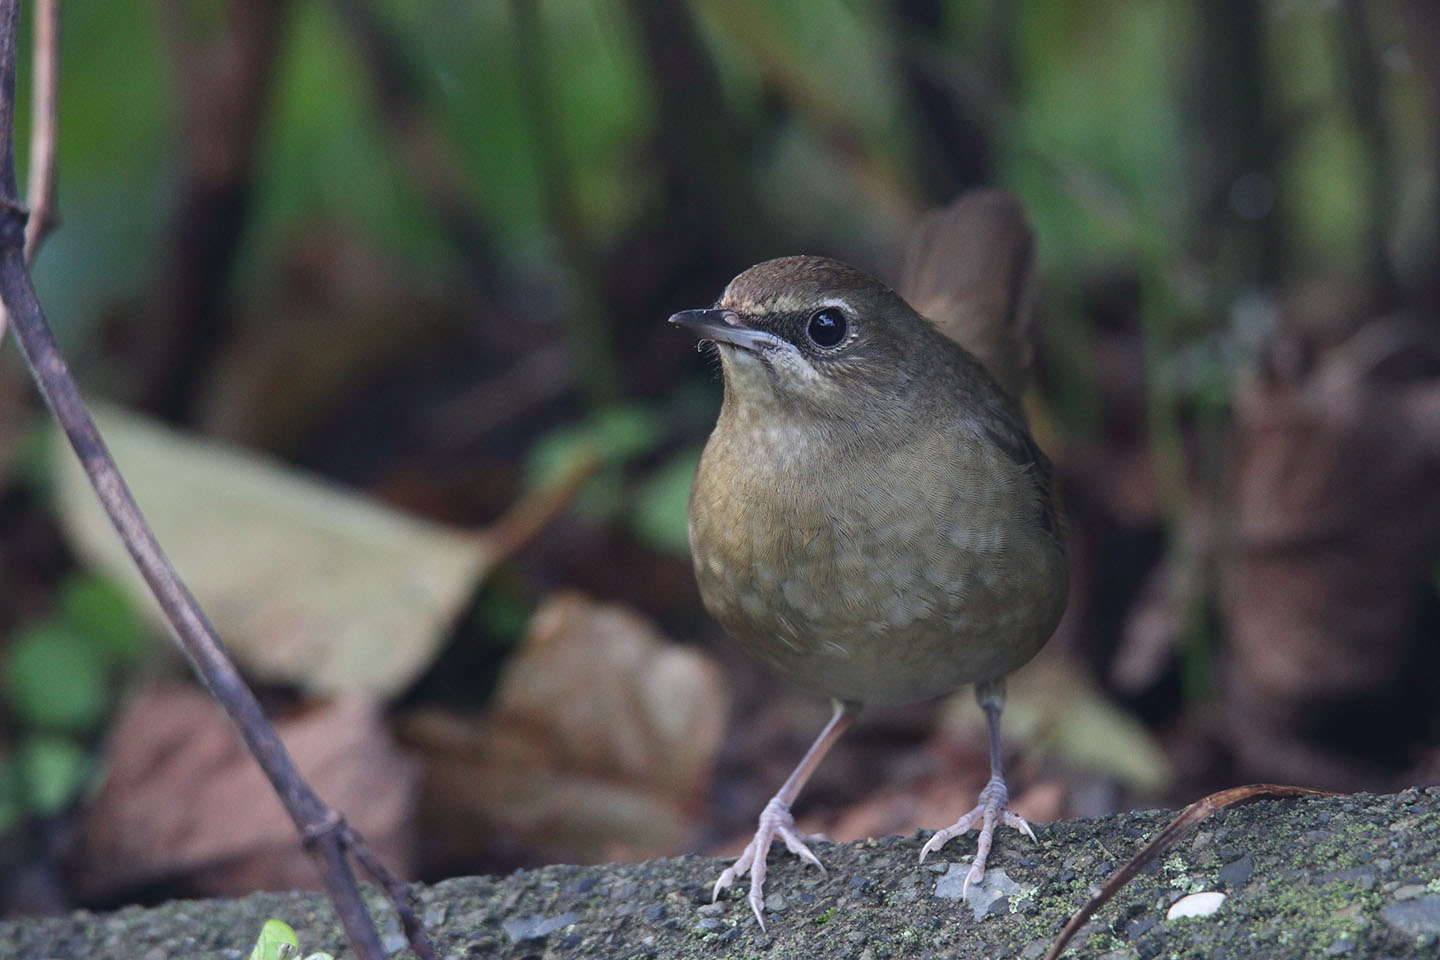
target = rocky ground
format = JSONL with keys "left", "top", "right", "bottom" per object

{"left": 3, "top": 788, "right": 1438, "bottom": 959}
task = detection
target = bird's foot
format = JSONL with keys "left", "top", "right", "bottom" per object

{"left": 919, "top": 773, "right": 1036, "bottom": 893}
{"left": 713, "top": 796, "right": 825, "bottom": 930}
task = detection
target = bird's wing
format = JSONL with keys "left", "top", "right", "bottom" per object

{"left": 899, "top": 190, "right": 1037, "bottom": 400}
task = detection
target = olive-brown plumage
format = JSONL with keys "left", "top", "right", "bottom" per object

{"left": 673, "top": 191, "right": 1067, "bottom": 928}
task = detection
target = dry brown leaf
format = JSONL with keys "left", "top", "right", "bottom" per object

{"left": 400, "top": 593, "right": 728, "bottom": 869}
{"left": 73, "top": 684, "right": 418, "bottom": 900}
{"left": 1220, "top": 323, "right": 1440, "bottom": 777}
{"left": 53, "top": 404, "right": 492, "bottom": 697}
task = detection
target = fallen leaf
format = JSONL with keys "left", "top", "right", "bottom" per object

{"left": 1219, "top": 323, "right": 1440, "bottom": 779}
{"left": 72, "top": 684, "right": 418, "bottom": 900}
{"left": 52, "top": 404, "right": 492, "bottom": 697}
{"left": 400, "top": 593, "right": 728, "bottom": 869}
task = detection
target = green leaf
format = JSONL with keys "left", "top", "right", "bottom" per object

{"left": 631, "top": 447, "right": 701, "bottom": 556}
{"left": 2, "top": 622, "right": 109, "bottom": 732}
{"left": 15, "top": 736, "right": 90, "bottom": 816}
{"left": 249, "top": 919, "right": 300, "bottom": 960}
{"left": 0, "top": 758, "right": 16, "bottom": 833}
{"left": 526, "top": 403, "right": 662, "bottom": 488}
{"left": 0, "top": 735, "right": 91, "bottom": 828}
{"left": 526, "top": 403, "right": 665, "bottom": 522}
{"left": 59, "top": 574, "right": 149, "bottom": 667}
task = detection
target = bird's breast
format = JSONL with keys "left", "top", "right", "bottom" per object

{"left": 688, "top": 413, "right": 1067, "bottom": 705}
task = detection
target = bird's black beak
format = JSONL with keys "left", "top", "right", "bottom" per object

{"left": 668, "top": 308, "right": 775, "bottom": 351}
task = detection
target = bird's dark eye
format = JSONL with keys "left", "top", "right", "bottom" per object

{"left": 806, "top": 308, "right": 848, "bottom": 348}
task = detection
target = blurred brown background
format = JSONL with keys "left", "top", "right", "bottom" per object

{"left": 1, "top": 0, "right": 1438, "bottom": 919}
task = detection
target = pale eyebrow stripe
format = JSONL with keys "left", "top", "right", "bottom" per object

{"left": 759, "top": 294, "right": 857, "bottom": 317}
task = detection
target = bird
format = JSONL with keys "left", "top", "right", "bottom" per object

{"left": 670, "top": 190, "right": 1068, "bottom": 929}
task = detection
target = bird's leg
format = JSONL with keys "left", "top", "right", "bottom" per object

{"left": 919, "top": 679, "right": 1036, "bottom": 892}
{"left": 713, "top": 698, "right": 859, "bottom": 929}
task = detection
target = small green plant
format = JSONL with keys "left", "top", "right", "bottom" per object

{"left": 248, "top": 918, "right": 335, "bottom": 960}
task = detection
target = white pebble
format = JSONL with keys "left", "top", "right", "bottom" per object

{"left": 1167, "top": 891, "right": 1227, "bottom": 920}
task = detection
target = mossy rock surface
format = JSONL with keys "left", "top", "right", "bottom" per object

{"left": 4, "top": 789, "right": 1439, "bottom": 959}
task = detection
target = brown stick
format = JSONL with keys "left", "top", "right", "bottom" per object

{"left": 0, "top": 5, "right": 434, "bottom": 958}
{"left": 1044, "top": 784, "right": 1337, "bottom": 960}
{"left": 0, "top": 0, "right": 58, "bottom": 346}
{"left": 22, "top": 0, "right": 57, "bottom": 258}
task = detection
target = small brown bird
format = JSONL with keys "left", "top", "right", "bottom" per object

{"left": 672, "top": 191, "right": 1068, "bottom": 928}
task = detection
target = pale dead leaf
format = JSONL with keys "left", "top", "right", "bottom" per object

{"left": 73, "top": 684, "right": 418, "bottom": 900}
{"left": 52, "top": 404, "right": 491, "bottom": 697}
{"left": 400, "top": 593, "right": 728, "bottom": 866}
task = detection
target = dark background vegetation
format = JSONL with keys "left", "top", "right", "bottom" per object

{"left": 1, "top": 0, "right": 1438, "bottom": 922}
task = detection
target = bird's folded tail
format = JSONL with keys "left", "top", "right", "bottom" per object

{"left": 899, "top": 189, "right": 1037, "bottom": 401}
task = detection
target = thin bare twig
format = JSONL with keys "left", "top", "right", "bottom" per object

{"left": 0, "top": 0, "right": 58, "bottom": 346}
{"left": 1044, "top": 784, "right": 1338, "bottom": 960}
{"left": 0, "top": 5, "right": 434, "bottom": 959}
{"left": 22, "top": 0, "right": 57, "bottom": 257}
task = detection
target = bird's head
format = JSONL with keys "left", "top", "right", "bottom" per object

{"left": 670, "top": 256, "right": 951, "bottom": 426}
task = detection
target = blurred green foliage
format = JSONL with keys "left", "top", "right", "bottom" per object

{"left": 631, "top": 445, "right": 702, "bottom": 557}
{"left": 5, "top": 0, "right": 1435, "bottom": 717}
{"left": 526, "top": 402, "right": 662, "bottom": 518}
{"left": 0, "top": 575, "right": 146, "bottom": 831}
{"left": 22, "top": 0, "right": 1424, "bottom": 394}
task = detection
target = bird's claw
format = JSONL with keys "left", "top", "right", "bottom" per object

{"left": 919, "top": 774, "right": 1035, "bottom": 893}
{"left": 712, "top": 796, "right": 825, "bottom": 930}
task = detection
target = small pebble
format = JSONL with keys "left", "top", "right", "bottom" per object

{"left": 1128, "top": 917, "right": 1158, "bottom": 940}
{"left": 1218, "top": 852, "right": 1254, "bottom": 889}
{"left": 1381, "top": 895, "right": 1440, "bottom": 938}
{"left": 1167, "top": 891, "right": 1226, "bottom": 920}
{"left": 501, "top": 911, "right": 580, "bottom": 943}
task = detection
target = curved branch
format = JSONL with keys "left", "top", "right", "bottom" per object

{"left": 0, "top": 0, "right": 58, "bottom": 346}
{"left": 0, "top": 4, "right": 433, "bottom": 958}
